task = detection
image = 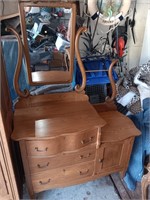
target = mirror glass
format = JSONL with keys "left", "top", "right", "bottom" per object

{"left": 19, "top": 1, "right": 76, "bottom": 85}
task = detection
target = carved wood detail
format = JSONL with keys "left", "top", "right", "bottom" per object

{"left": 105, "top": 59, "right": 118, "bottom": 102}
{"left": 6, "top": 27, "right": 30, "bottom": 98}
{"left": 75, "top": 27, "right": 87, "bottom": 93}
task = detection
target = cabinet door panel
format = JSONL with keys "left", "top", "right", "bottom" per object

{"left": 0, "top": 161, "right": 9, "bottom": 198}
{"left": 0, "top": 53, "right": 20, "bottom": 200}
{"left": 102, "top": 142, "right": 123, "bottom": 169}
{"left": 95, "top": 141, "right": 125, "bottom": 174}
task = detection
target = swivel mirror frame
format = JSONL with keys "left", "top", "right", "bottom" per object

{"left": 18, "top": 0, "right": 77, "bottom": 85}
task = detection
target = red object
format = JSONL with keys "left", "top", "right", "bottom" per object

{"left": 117, "top": 37, "right": 125, "bottom": 57}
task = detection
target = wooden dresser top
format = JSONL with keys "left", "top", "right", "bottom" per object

{"left": 12, "top": 92, "right": 106, "bottom": 141}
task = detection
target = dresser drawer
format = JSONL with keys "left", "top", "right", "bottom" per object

{"left": 26, "top": 128, "right": 98, "bottom": 156}
{"left": 28, "top": 144, "right": 96, "bottom": 173}
{"left": 31, "top": 161, "right": 94, "bottom": 192}
{"left": 26, "top": 138, "right": 61, "bottom": 156}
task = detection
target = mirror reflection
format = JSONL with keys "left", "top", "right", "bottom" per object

{"left": 19, "top": 2, "right": 76, "bottom": 85}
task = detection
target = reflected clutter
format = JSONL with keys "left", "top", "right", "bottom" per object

{"left": 19, "top": 2, "right": 76, "bottom": 85}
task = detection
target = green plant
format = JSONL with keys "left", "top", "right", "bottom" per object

{"left": 81, "top": 23, "right": 101, "bottom": 56}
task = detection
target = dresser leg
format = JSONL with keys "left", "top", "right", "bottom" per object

{"left": 29, "top": 191, "right": 35, "bottom": 199}
{"left": 119, "top": 170, "right": 125, "bottom": 178}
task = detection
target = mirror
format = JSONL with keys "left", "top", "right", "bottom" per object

{"left": 18, "top": 1, "right": 76, "bottom": 85}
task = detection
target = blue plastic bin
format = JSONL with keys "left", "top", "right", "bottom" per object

{"left": 75, "top": 56, "right": 118, "bottom": 86}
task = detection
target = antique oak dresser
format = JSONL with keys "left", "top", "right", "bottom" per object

{"left": 11, "top": 92, "right": 140, "bottom": 199}
{"left": 9, "top": 1, "right": 140, "bottom": 199}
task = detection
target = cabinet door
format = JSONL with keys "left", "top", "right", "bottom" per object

{"left": 0, "top": 163, "right": 8, "bottom": 198}
{"left": 0, "top": 52, "right": 20, "bottom": 199}
{"left": 96, "top": 140, "right": 130, "bottom": 174}
{"left": 102, "top": 142, "right": 124, "bottom": 169}
{"left": 0, "top": 144, "right": 10, "bottom": 199}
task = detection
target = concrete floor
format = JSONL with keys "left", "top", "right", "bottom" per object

{"left": 23, "top": 176, "right": 120, "bottom": 200}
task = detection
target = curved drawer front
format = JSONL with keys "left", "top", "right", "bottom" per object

{"left": 28, "top": 144, "right": 96, "bottom": 173}
{"left": 26, "top": 127, "right": 98, "bottom": 156}
{"left": 31, "top": 161, "right": 94, "bottom": 192}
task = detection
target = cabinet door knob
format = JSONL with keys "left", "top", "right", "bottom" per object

{"left": 39, "top": 179, "right": 51, "bottom": 185}
{"left": 37, "top": 162, "right": 49, "bottom": 169}
{"left": 79, "top": 169, "right": 89, "bottom": 175}
{"left": 99, "top": 158, "right": 103, "bottom": 163}
{"left": 81, "top": 137, "right": 94, "bottom": 145}
{"left": 35, "top": 147, "right": 48, "bottom": 152}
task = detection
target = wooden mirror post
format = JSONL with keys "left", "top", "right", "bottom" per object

{"left": 75, "top": 26, "right": 118, "bottom": 101}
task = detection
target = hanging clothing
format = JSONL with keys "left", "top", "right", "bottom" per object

{"left": 124, "top": 98, "right": 150, "bottom": 190}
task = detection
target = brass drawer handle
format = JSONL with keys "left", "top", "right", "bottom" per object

{"left": 79, "top": 169, "right": 89, "bottom": 175}
{"left": 80, "top": 153, "right": 91, "bottom": 159}
{"left": 35, "top": 147, "right": 48, "bottom": 152}
{"left": 39, "top": 179, "right": 51, "bottom": 185}
{"left": 37, "top": 162, "right": 49, "bottom": 169}
{"left": 81, "top": 137, "right": 94, "bottom": 145}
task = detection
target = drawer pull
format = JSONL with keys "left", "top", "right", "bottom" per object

{"left": 79, "top": 169, "right": 89, "bottom": 175}
{"left": 80, "top": 153, "right": 91, "bottom": 159}
{"left": 39, "top": 179, "right": 51, "bottom": 185}
{"left": 35, "top": 147, "right": 48, "bottom": 152}
{"left": 37, "top": 162, "right": 49, "bottom": 169}
{"left": 81, "top": 137, "right": 94, "bottom": 145}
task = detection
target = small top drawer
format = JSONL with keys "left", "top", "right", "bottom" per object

{"left": 26, "top": 127, "right": 98, "bottom": 156}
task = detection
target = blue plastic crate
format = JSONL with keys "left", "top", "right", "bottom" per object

{"left": 75, "top": 56, "right": 118, "bottom": 86}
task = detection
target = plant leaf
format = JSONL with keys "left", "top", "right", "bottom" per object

{"left": 83, "top": 42, "right": 89, "bottom": 51}
{"left": 83, "top": 32, "right": 89, "bottom": 38}
{"left": 93, "top": 42, "right": 100, "bottom": 49}
{"left": 81, "top": 37, "right": 90, "bottom": 42}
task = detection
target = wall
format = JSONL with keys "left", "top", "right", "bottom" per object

{"left": 1, "top": 0, "right": 150, "bottom": 69}
{"left": 0, "top": 0, "right": 19, "bottom": 20}
{"left": 139, "top": 8, "right": 150, "bottom": 65}
{"left": 79, "top": 0, "right": 150, "bottom": 70}
{"left": 127, "top": 0, "right": 150, "bottom": 69}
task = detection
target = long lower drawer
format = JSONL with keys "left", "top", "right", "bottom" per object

{"left": 31, "top": 161, "right": 94, "bottom": 192}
